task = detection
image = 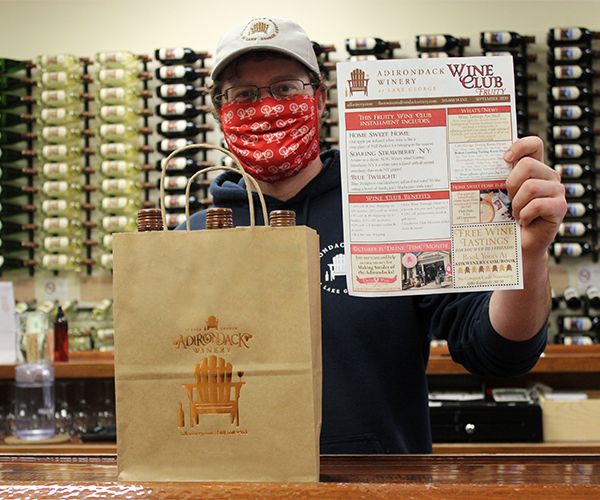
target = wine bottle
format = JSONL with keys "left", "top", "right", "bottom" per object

{"left": 483, "top": 51, "right": 537, "bottom": 64}
{"left": 345, "top": 38, "right": 401, "bottom": 55}
{"left": 96, "top": 87, "right": 152, "bottom": 105}
{"left": 97, "top": 253, "right": 113, "bottom": 270}
{"left": 415, "top": 34, "right": 469, "bottom": 51}
{"left": 586, "top": 286, "right": 600, "bottom": 309}
{"left": 100, "top": 196, "right": 141, "bottom": 215}
{"left": 548, "top": 65, "right": 600, "bottom": 84}
{"left": 163, "top": 194, "right": 208, "bottom": 211}
{"left": 97, "top": 143, "right": 152, "bottom": 161}
{"left": 155, "top": 48, "right": 203, "bottom": 65}
{"left": 558, "top": 315, "right": 599, "bottom": 332}
{"left": 96, "top": 123, "right": 145, "bottom": 142}
{"left": 156, "top": 138, "right": 195, "bottom": 155}
{"left": 0, "top": 165, "right": 36, "bottom": 181}
{"left": 53, "top": 306, "right": 69, "bottom": 362}
{"left": 0, "top": 201, "right": 36, "bottom": 215}
{"left": 160, "top": 176, "right": 208, "bottom": 193}
{"left": 40, "top": 199, "right": 82, "bottom": 218}
{"left": 155, "top": 102, "right": 210, "bottom": 119}
{"left": 480, "top": 31, "right": 535, "bottom": 48}
{"left": 43, "top": 236, "right": 83, "bottom": 254}
{"left": 0, "top": 255, "right": 35, "bottom": 271}
{"left": 91, "top": 299, "right": 113, "bottom": 321}
{"left": 39, "top": 126, "right": 89, "bottom": 145}
{"left": 555, "top": 333, "right": 597, "bottom": 345}
{"left": 0, "top": 220, "right": 37, "bottom": 235}
{"left": 0, "top": 184, "right": 36, "bottom": 199}
{"left": 558, "top": 221, "right": 596, "bottom": 237}
{"left": 38, "top": 90, "right": 82, "bottom": 109}
{"left": 39, "top": 254, "right": 83, "bottom": 272}
{"left": 0, "top": 94, "right": 34, "bottom": 110}
{"left": 36, "top": 54, "right": 80, "bottom": 71}
{"left": 42, "top": 217, "right": 83, "bottom": 236}
{"left": 97, "top": 68, "right": 151, "bottom": 88}
{"left": 155, "top": 65, "right": 211, "bottom": 83}
{"left": 39, "top": 145, "right": 84, "bottom": 162}
{"left": 100, "top": 178, "right": 141, "bottom": 196}
{"left": 562, "top": 182, "right": 597, "bottom": 197}
{"left": 101, "top": 215, "right": 137, "bottom": 233}
{"left": 418, "top": 52, "right": 449, "bottom": 59}
{"left": 157, "top": 157, "right": 209, "bottom": 175}
{"left": 548, "top": 145, "right": 598, "bottom": 161}
{"left": 0, "top": 238, "right": 37, "bottom": 252}
{"left": 0, "top": 58, "right": 33, "bottom": 75}
{"left": 0, "top": 75, "right": 36, "bottom": 92}
{"left": 548, "top": 105, "right": 599, "bottom": 122}
{"left": 156, "top": 120, "right": 212, "bottom": 138}
{"left": 548, "top": 47, "right": 600, "bottom": 64}
{"left": 41, "top": 162, "right": 83, "bottom": 180}
{"left": 0, "top": 148, "right": 36, "bottom": 163}
{"left": 36, "top": 108, "right": 81, "bottom": 126}
{"left": 37, "top": 71, "right": 92, "bottom": 90}
{"left": 0, "top": 111, "right": 35, "bottom": 127}
{"left": 0, "top": 130, "right": 31, "bottom": 146}
{"left": 550, "top": 242, "right": 594, "bottom": 258}
{"left": 100, "top": 160, "right": 143, "bottom": 178}
{"left": 548, "top": 86, "right": 598, "bottom": 103}
{"left": 155, "top": 83, "right": 208, "bottom": 101}
{"left": 95, "top": 51, "right": 141, "bottom": 69}
{"left": 98, "top": 105, "right": 152, "bottom": 124}
{"left": 548, "top": 27, "right": 600, "bottom": 45}
{"left": 564, "top": 202, "right": 596, "bottom": 218}
{"left": 549, "top": 125, "right": 597, "bottom": 141}
{"left": 165, "top": 213, "right": 186, "bottom": 229}
{"left": 563, "top": 286, "right": 583, "bottom": 309}
{"left": 553, "top": 163, "right": 595, "bottom": 178}
{"left": 101, "top": 234, "right": 113, "bottom": 251}
{"left": 42, "top": 181, "right": 85, "bottom": 200}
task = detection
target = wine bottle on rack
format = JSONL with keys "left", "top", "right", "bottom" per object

{"left": 0, "top": 165, "right": 36, "bottom": 181}
{"left": 480, "top": 31, "right": 535, "bottom": 48}
{"left": 0, "top": 111, "right": 35, "bottom": 128}
{"left": 156, "top": 138, "right": 195, "bottom": 155}
{"left": 0, "top": 184, "right": 36, "bottom": 198}
{"left": 155, "top": 102, "right": 210, "bottom": 119}
{"left": 95, "top": 51, "right": 143, "bottom": 69}
{"left": 554, "top": 163, "right": 595, "bottom": 178}
{"left": 548, "top": 65, "right": 600, "bottom": 84}
{"left": 558, "top": 221, "right": 597, "bottom": 237}
{"left": 564, "top": 202, "right": 596, "bottom": 218}
{"left": 41, "top": 162, "right": 83, "bottom": 180}
{"left": 549, "top": 125, "right": 598, "bottom": 141}
{"left": 555, "top": 333, "right": 597, "bottom": 345}
{"left": 39, "top": 126, "right": 92, "bottom": 145}
{"left": 548, "top": 105, "right": 599, "bottom": 121}
{"left": 38, "top": 90, "right": 85, "bottom": 109}
{"left": 0, "top": 130, "right": 33, "bottom": 146}
{"left": 0, "top": 94, "right": 35, "bottom": 110}
{"left": 43, "top": 236, "right": 84, "bottom": 254}
{"left": 97, "top": 124, "right": 150, "bottom": 142}
{"left": 101, "top": 215, "right": 137, "bottom": 233}
{"left": 99, "top": 178, "right": 142, "bottom": 196}
{"left": 0, "top": 238, "right": 37, "bottom": 252}
{"left": 100, "top": 197, "right": 141, "bottom": 215}
{"left": 100, "top": 160, "right": 144, "bottom": 178}
{"left": 39, "top": 254, "right": 84, "bottom": 272}
{"left": 548, "top": 86, "right": 598, "bottom": 103}
{"left": 548, "top": 27, "right": 600, "bottom": 45}
{"left": 345, "top": 38, "right": 401, "bottom": 56}
{"left": 548, "top": 144, "right": 598, "bottom": 161}
{"left": 36, "top": 54, "right": 80, "bottom": 71}
{"left": 550, "top": 242, "right": 595, "bottom": 258}
{"left": 158, "top": 176, "right": 209, "bottom": 193}
{"left": 97, "top": 143, "right": 153, "bottom": 161}
{"left": 0, "top": 201, "right": 36, "bottom": 215}
{"left": 96, "top": 87, "right": 152, "bottom": 105}
{"left": 548, "top": 47, "right": 600, "bottom": 64}
{"left": 42, "top": 217, "right": 83, "bottom": 236}
{"left": 418, "top": 52, "right": 449, "bottom": 59}
{"left": 163, "top": 194, "right": 209, "bottom": 211}
{"left": 0, "top": 58, "right": 34, "bottom": 75}
{"left": 155, "top": 84, "right": 208, "bottom": 101}
{"left": 0, "top": 220, "right": 37, "bottom": 235}
{"left": 165, "top": 213, "right": 186, "bottom": 229}
{"left": 98, "top": 105, "right": 153, "bottom": 124}
{"left": 0, "top": 255, "right": 36, "bottom": 271}
{"left": 563, "top": 286, "right": 583, "bottom": 309}
{"left": 156, "top": 120, "right": 212, "bottom": 138}
{"left": 558, "top": 315, "right": 599, "bottom": 332}
{"left": 562, "top": 182, "right": 597, "bottom": 198}
{"left": 415, "top": 35, "right": 469, "bottom": 51}
{"left": 155, "top": 65, "right": 210, "bottom": 83}
{"left": 97, "top": 68, "right": 151, "bottom": 88}
{"left": 37, "top": 71, "right": 93, "bottom": 90}
{"left": 586, "top": 286, "right": 600, "bottom": 309}
{"left": 42, "top": 181, "right": 88, "bottom": 200}
{"left": 155, "top": 48, "right": 204, "bottom": 65}
{"left": 40, "top": 199, "right": 83, "bottom": 217}
{"left": 157, "top": 157, "right": 210, "bottom": 175}
{"left": 40, "top": 145, "right": 88, "bottom": 162}
{"left": 0, "top": 75, "right": 36, "bottom": 92}
{"left": 0, "top": 148, "right": 36, "bottom": 163}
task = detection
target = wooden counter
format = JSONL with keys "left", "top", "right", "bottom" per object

{"left": 0, "top": 454, "right": 598, "bottom": 499}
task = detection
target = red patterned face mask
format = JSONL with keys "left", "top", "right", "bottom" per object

{"left": 219, "top": 93, "right": 321, "bottom": 183}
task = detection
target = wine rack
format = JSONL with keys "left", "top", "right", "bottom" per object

{"left": 313, "top": 41, "right": 338, "bottom": 152}
{"left": 415, "top": 34, "right": 469, "bottom": 58}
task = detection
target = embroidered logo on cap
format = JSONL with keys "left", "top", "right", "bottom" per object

{"left": 240, "top": 17, "right": 279, "bottom": 41}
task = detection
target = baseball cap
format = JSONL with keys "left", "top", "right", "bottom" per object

{"left": 211, "top": 16, "right": 321, "bottom": 79}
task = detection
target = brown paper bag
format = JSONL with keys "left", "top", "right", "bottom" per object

{"left": 112, "top": 145, "right": 322, "bottom": 482}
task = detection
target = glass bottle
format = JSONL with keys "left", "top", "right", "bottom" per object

{"left": 548, "top": 47, "right": 600, "bottom": 64}
{"left": 155, "top": 48, "right": 202, "bottom": 65}
{"left": 557, "top": 222, "right": 596, "bottom": 237}
{"left": 40, "top": 162, "right": 83, "bottom": 180}
{"left": 39, "top": 254, "right": 83, "bottom": 272}
{"left": 155, "top": 102, "right": 210, "bottom": 119}
{"left": 101, "top": 215, "right": 137, "bottom": 233}
{"left": 155, "top": 65, "right": 210, "bottom": 83}
{"left": 550, "top": 242, "right": 594, "bottom": 258}
{"left": 100, "top": 160, "right": 143, "bottom": 178}
{"left": 100, "top": 197, "right": 142, "bottom": 215}
{"left": 156, "top": 138, "right": 195, "bottom": 156}
{"left": 98, "top": 105, "right": 152, "bottom": 124}
{"left": 156, "top": 120, "right": 212, "bottom": 138}
{"left": 0, "top": 165, "right": 36, "bottom": 181}
{"left": 480, "top": 31, "right": 535, "bottom": 48}
{"left": 0, "top": 58, "right": 34, "bottom": 74}
{"left": 96, "top": 87, "right": 152, "bottom": 105}
{"left": 415, "top": 35, "right": 469, "bottom": 51}
{"left": 42, "top": 217, "right": 83, "bottom": 236}
{"left": 0, "top": 256, "right": 36, "bottom": 272}
{"left": 564, "top": 202, "right": 596, "bottom": 218}
{"left": 95, "top": 51, "right": 141, "bottom": 69}
{"left": 53, "top": 306, "right": 69, "bottom": 362}
{"left": 0, "top": 111, "right": 35, "bottom": 128}
{"left": 38, "top": 89, "right": 83, "bottom": 108}
{"left": 97, "top": 123, "right": 143, "bottom": 142}
{"left": 563, "top": 286, "right": 582, "bottom": 309}
{"left": 36, "top": 54, "right": 80, "bottom": 71}
{"left": 97, "top": 143, "right": 150, "bottom": 161}
{"left": 100, "top": 178, "right": 142, "bottom": 196}
{"left": 155, "top": 83, "right": 208, "bottom": 101}
{"left": 41, "top": 181, "right": 83, "bottom": 200}
{"left": 14, "top": 363, "right": 55, "bottom": 440}
{"left": 548, "top": 27, "right": 600, "bottom": 44}
{"left": 40, "top": 199, "right": 82, "bottom": 218}
{"left": 0, "top": 75, "right": 35, "bottom": 92}
{"left": 345, "top": 38, "right": 401, "bottom": 55}
{"left": 37, "top": 71, "right": 91, "bottom": 90}
{"left": 43, "top": 236, "right": 83, "bottom": 254}
{"left": 554, "top": 164, "right": 595, "bottom": 179}
{"left": 96, "top": 68, "right": 150, "bottom": 88}
{"left": 36, "top": 108, "right": 80, "bottom": 126}
{"left": 586, "top": 286, "right": 600, "bottom": 309}
{"left": 91, "top": 299, "right": 113, "bottom": 321}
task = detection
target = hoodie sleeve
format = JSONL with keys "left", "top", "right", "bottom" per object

{"left": 415, "top": 292, "right": 547, "bottom": 377}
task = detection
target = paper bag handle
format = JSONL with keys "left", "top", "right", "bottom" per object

{"left": 159, "top": 143, "right": 269, "bottom": 231}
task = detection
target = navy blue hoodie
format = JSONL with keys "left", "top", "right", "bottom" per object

{"left": 181, "top": 149, "right": 546, "bottom": 454}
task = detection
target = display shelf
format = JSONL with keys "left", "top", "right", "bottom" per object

{"left": 0, "top": 352, "right": 114, "bottom": 379}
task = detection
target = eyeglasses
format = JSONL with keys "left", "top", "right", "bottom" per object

{"left": 215, "top": 79, "right": 319, "bottom": 104}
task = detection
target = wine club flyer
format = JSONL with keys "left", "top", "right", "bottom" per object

{"left": 336, "top": 56, "right": 522, "bottom": 297}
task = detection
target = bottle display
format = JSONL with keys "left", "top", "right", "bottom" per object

{"left": 54, "top": 305, "right": 69, "bottom": 362}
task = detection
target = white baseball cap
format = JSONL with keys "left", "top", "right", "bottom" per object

{"left": 211, "top": 16, "right": 321, "bottom": 79}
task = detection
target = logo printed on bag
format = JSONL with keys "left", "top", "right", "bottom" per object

{"left": 321, "top": 241, "right": 349, "bottom": 295}
{"left": 173, "top": 315, "right": 253, "bottom": 354}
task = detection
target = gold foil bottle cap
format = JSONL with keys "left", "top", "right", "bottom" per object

{"left": 269, "top": 210, "right": 296, "bottom": 227}
{"left": 137, "top": 208, "right": 164, "bottom": 232}
{"left": 206, "top": 207, "right": 233, "bottom": 229}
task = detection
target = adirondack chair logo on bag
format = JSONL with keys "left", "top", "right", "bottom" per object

{"left": 181, "top": 355, "right": 245, "bottom": 427}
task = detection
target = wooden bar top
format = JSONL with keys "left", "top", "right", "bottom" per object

{"left": 0, "top": 454, "right": 598, "bottom": 499}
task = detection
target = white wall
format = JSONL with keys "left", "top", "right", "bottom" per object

{"left": 0, "top": 0, "right": 598, "bottom": 63}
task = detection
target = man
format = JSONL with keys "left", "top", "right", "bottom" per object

{"left": 181, "top": 16, "right": 567, "bottom": 453}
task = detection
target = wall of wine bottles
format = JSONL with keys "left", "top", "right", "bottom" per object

{"left": 2, "top": 24, "right": 600, "bottom": 350}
